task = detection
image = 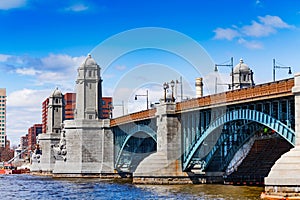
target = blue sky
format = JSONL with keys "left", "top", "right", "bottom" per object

{"left": 1, "top": 0, "right": 300, "bottom": 145}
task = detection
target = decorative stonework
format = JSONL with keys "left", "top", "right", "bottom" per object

{"left": 52, "top": 130, "right": 67, "bottom": 161}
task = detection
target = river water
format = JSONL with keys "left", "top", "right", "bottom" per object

{"left": 0, "top": 175, "right": 263, "bottom": 199}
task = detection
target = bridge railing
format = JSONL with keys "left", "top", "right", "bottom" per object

{"left": 110, "top": 108, "right": 156, "bottom": 127}
{"left": 176, "top": 78, "right": 294, "bottom": 112}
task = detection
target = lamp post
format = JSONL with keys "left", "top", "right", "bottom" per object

{"left": 273, "top": 58, "right": 292, "bottom": 82}
{"left": 170, "top": 80, "right": 175, "bottom": 102}
{"left": 163, "top": 82, "right": 169, "bottom": 102}
{"left": 214, "top": 57, "right": 234, "bottom": 90}
{"left": 135, "top": 90, "right": 149, "bottom": 110}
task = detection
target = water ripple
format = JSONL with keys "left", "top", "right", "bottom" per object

{"left": 0, "top": 175, "right": 263, "bottom": 200}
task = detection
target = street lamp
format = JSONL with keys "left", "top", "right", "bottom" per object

{"left": 214, "top": 57, "right": 234, "bottom": 90}
{"left": 163, "top": 82, "right": 169, "bottom": 102}
{"left": 170, "top": 80, "right": 175, "bottom": 102}
{"left": 273, "top": 58, "right": 292, "bottom": 82}
{"left": 134, "top": 90, "right": 149, "bottom": 110}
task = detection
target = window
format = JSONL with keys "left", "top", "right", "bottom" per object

{"left": 89, "top": 115, "right": 93, "bottom": 119}
{"left": 88, "top": 70, "right": 92, "bottom": 77}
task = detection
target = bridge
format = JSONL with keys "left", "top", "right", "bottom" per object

{"left": 32, "top": 55, "right": 300, "bottom": 198}
{"left": 109, "top": 78, "right": 295, "bottom": 183}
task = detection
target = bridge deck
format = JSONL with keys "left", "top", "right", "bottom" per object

{"left": 110, "top": 109, "right": 156, "bottom": 127}
{"left": 177, "top": 78, "right": 294, "bottom": 112}
{"left": 110, "top": 78, "right": 294, "bottom": 126}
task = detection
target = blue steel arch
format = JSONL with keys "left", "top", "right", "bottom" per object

{"left": 183, "top": 109, "right": 295, "bottom": 171}
{"left": 203, "top": 122, "right": 262, "bottom": 171}
{"left": 114, "top": 124, "right": 157, "bottom": 169}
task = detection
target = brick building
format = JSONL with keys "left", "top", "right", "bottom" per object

{"left": 0, "top": 89, "right": 6, "bottom": 148}
{"left": 101, "top": 97, "right": 113, "bottom": 119}
{"left": 27, "top": 124, "right": 42, "bottom": 152}
{"left": 64, "top": 93, "right": 76, "bottom": 120}
{"left": 42, "top": 98, "right": 49, "bottom": 134}
{"left": 20, "top": 135, "right": 29, "bottom": 159}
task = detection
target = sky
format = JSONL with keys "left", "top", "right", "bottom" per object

{"left": 0, "top": 0, "right": 300, "bottom": 146}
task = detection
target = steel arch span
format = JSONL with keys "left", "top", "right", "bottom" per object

{"left": 182, "top": 109, "right": 295, "bottom": 171}
{"left": 201, "top": 121, "right": 261, "bottom": 172}
{"left": 114, "top": 124, "right": 157, "bottom": 170}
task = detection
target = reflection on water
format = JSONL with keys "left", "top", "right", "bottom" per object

{"left": 0, "top": 175, "right": 263, "bottom": 200}
{"left": 137, "top": 184, "right": 263, "bottom": 199}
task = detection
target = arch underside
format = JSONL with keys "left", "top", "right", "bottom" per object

{"left": 183, "top": 109, "right": 295, "bottom": 171}
{"left": 114, "top": 125, "right": 157, "bottom": 172}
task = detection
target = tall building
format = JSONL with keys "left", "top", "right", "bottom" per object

{"left": 101, "top": 97, "right": 113, "bottom": 118}
{"left": 64, "top": 93, "right": 76, "bottom": 120}
{"left": 20, "top": 135, "right": 29, "bottom": 159}
{"left": 27, "top": 124, "right": 42, "bottom": 152}
{"left": 42, "top": 98, "right": 49, "bottom": 133}
{"left": 0, "top": 89, "right": 6, "bottom": 148}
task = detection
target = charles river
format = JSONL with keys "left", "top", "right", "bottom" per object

{"left": 0, "top": 175, "right": 263, "bottom": 199}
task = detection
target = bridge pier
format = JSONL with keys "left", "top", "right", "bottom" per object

{"left": 263, "top": 73, "right": 300, "bottom": 198}
{"left": 133, "top": 102, "right": 195, "bottom": 184}
{"left": 31, "top": 133, "right": 60, "bottom": 173}
{"left": 52, "top": 119, "right": 115, "bottom": 177}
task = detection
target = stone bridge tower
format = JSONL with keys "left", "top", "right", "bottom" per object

{"left": 53, "top": 55, "right": 113, "bottom": 177}
{"left": 32, "top": 88, "right": 64, "bottom": 172}
{"left": 75, "top": 54, "right": 103, "bottom": 120}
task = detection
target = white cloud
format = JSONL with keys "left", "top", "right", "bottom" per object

{"left": 5, "top": 54, "right": 85, "bottom": 88}
{"left": 7, "top": 88, "right": 50, "bottom": 107}
{"left": 213, "top": 28, "right": 240, "bottom": 40}
{"left": 41, "top": 54, "right": 85, "bottom": 71}
{"left": 7, "top": 106, "right": 44, "bottom": 146}
{"left": 15, "top": 67, "right": 41, "bottom": 76}
{"left": 65, "top": 4, "right": 88, "bottom": 12}
{"left": 238, "top": 38, "right": 263, "bottom": 49}
{"left": 6, "top": 88, "right": 52, "bottom": 145}
{"left": 0, "top": 0, "right": 26, "bottom": 10}
{"left": 213, "top": 15, "right": 294, "bottom": 49}
{"left": 258, "top": 15, "right": 293, "bottom": 29}
{"left": 242, "top": 21, "right": 276, "bottom": 37}
{"left": 242, "top": 16, "right": 294, "bottom": 37}
{"left": 214, "top": 15, "right": 293, "bottom": 40}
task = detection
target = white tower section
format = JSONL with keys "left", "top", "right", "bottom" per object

{"left": 195, "top": 77, "right": 203, "bottom": 98}
{"left": 47, "top": 88, "right": 64, "bottom": 134}
{"left": 233, "top": 58, "right": 255, "bottom": 89}
{"left": 75, "top": 55, "right": 102, "bottom": 120}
